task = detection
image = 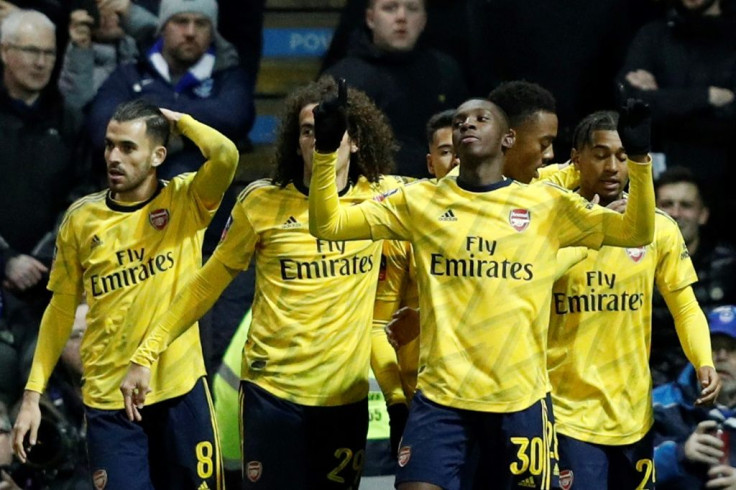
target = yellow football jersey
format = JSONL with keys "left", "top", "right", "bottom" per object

{"left": 355, "top": 176, "right": 649, "bottom": 413}
{"left": 213, "top": 176, "right": 405, "bottom": 406}
{"left": 45, "top": 176, "right": 213, "bottom": 409}
{"left": 548, "top": 211, "right": 698, "bottom": 445}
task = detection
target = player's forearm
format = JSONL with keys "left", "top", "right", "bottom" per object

{"left": 131, "top": 257, "right": 237, "bottom": 367}
{"left": 25, "top": 293, "right": 78, "bottom": 393}
{"left": 664, "top": 286, "right": 714, "bottom": 369}
{"left": 179, "top": 115, "right": 239, "bottom": 209}
{"left": 308, "top": 151, "right": 373, "bottom": 240}
{"left": 371, "top": 326, "right": 407, "bottom": 406}
{"left": 601, "top": 158, "right": 654, "bottom": 247}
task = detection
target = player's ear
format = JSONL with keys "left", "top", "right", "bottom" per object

{"left": 426, "top": 154, "right": 435, "bottom": 176}
{"left": 151, "top": 146, "right": 167, "bottom": 168}
{"left": 349, "top": 139, "right": 359, "bottom": 154}
{"left": 570, "top": 148, "right": 580, "bottom": 169}
{"left": 502, "top": 129, "right": 515, "bottom": 151}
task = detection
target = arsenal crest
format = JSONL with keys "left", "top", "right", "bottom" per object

{"left": 398, "top": 446, "right": 411, "bottom": 467}
{"left": 509, "top": 208, "right": 530, "bottom": 232}
{"left": 247, "top": 461, "right": 262, "bottom": 483}
{"left": 626, "top": 247, "right": 646, "bottom": 263}
{"left": 149, "top": 209, "right": 170, "bottom": 231}
{"left": 92, "top": 469, "right": 108, "bottom": 489}
{"left": 559, "top": 469, "right": 573, "bottom": 490}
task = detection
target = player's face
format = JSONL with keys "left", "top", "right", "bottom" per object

{"left": 426, "top": 126, "right": 458, "bottom": 178}
{"left": 573, "top": 130, "right": 629, "bottom": 205}
{"left": 0, "top": 23, "right": 55, "bottom": 97}
{"left": 366, "top": 0, "right": 426, "bottom": 52}
{"left": 656, "top": 182, "right": 708, "bottom": 245}
{"left": 504, "top": 111, "right": 558, "bottom": 184}
{"left": 713, "top": 334, "right": 736, "bottom": 398}
{"left": 104, "top": 119, "right": 165, "bottom": 201}
{"left": 298, "top": 103, "right": 354, "bottom": 184}
{"left": 161, "top": 13, "right": 213, "bottom": 66}
{"left": 452, "top": 99, "right": 514, "bottom": 163}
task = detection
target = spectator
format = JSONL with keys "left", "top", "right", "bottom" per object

{"left": 58, "top": 3, "right": 138, "bottom": 110}
{"left": 653, "top": 305, "right": 736, "bottom": 490}
{"left": 0, "top": 9, "right": 89, "bottom": 409}
{"left": 324, "top": 0, "right": 467, "bottom": 177}
{"left": 85, "top": 0, "right": 253, "bottom": 179}
{"left": 321, "top": 0, "right": 472, "bottom": 84}
{"left": 619, "top": 0, "right": 736, "bottom": 230}
{"left": 465, "top": 0, "right": 653, "bottom": 160}
{"left": 651, "top": 166, "right": 736, "bottom": 384}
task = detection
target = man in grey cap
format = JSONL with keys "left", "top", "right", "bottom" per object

{"left": 85, "top": 0, "right": 254, "bottom": 180}
{"left": 653, "top": 305, "right": 736, "bottom": 489}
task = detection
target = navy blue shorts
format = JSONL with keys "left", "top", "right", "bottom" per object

{"left": 240, "top": 381, "right": 368, "bottom": 490}
{"left": 395, "top": 391, "right": 557, "bottom": 490}
{"left": 85, "top": 377, "right": 222, "bottom": 490}
{"left": 556, "top": 430, "right": 654, "bottom": 490}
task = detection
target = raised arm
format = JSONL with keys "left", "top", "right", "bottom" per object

{"left": 165, "top": 111, "right": 239, "bottom": 210}
{"left": 308, "top": 79, "right": 373, "bottom": 240}
{"left": 601, "top": 99, "right": 655, "bottom": 247}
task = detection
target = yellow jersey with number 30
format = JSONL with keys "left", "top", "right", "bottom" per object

{"left": 355, "top": 176, "right": 643, "bottom": 412}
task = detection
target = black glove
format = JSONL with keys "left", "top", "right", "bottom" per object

{"left": 617, "top": 98, "right": 651, "bottom": 156}
{"left": 313, "top": 78, "right": 348, "bottom": 153}
{"left": 388, "top": 403, "right": 409, "bottom": 458}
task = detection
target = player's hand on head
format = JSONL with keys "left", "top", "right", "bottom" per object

{"left": 120, "top": 363, "right": 152, "bottom": 422}
{"left": 616, "top": 91, "right": 652, "bottom": 159}
{"left": 385, "top": 307, "right": 420, "bottom": 350}
{"left": 696, "top": 366, "right": 721, "bottom": 406}
{"left": 11, "top": 391, "right": 42, "bottom": 464}
{"left": 313, "top": 78, "right": 348, "bottom": 154}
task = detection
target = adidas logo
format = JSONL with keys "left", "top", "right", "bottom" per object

{"left": 439, "top": 209, "right": 457, "bottom": 221}
{"left": 518, "top": 476, "right": 536, "bottom": 488}
{"left": 282, "top": 216, "right": 300, "bottom": 228}
{"left": 90, "top": 235, "right": 103, "bottom": 250}
{"left": 198, "top": 482, "right": 210, "bottom": 490}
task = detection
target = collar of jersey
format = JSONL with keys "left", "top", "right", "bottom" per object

{"left": 293, "top": 179, "right": 352, "bottom": 197}
{"left": 106, "top": 180, "right": 165, "bottom": 212}
{"left": 454, "top": 176, "right": 513, "bottom": 193}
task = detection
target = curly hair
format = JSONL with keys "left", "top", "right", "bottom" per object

{"left": 271, "top": 76, "right": 396, "bottom": 187}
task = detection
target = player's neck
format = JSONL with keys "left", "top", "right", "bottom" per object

{"left": 111, "top": 176, "right": 159, "bottom": 203}
{"left": 456, "top": 158, "right": 504, "bottom": 187}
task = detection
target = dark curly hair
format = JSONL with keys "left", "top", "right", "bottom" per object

{"left": 271, "top": 76, "right": 396, "bottom": 187}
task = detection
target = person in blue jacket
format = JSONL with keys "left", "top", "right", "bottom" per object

{"left": 654, "top": 305, "right": 736, "bottom": 489}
